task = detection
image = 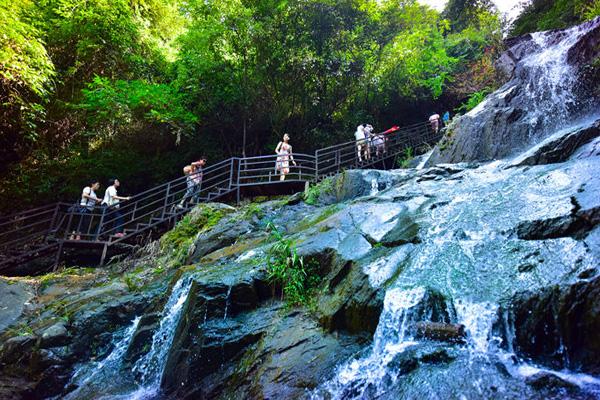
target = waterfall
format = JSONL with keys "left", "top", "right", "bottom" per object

{"left": 453, "top": 299, "right": 497, "bottom": 353}
{"left": 314, "top": 287, "right": 425, "bottom": 399}
{"left": 128, "top": 276, "right": 194, "bottom": 399}
{"left": 370, "top": 179, "right": 379, "bottom": 196}
{"left": 64, "top": 316, "right": 141, "bottom": 399}
{"left": 520, "top": 24, "right": 589, "bottom": 130}
{"left": 472, "top": 20, "right": 593, "bottom": 135}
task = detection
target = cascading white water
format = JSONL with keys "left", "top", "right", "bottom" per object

{"left": 370, "top": 179, "right": 379, "bottom": 196}
{"left": 64, "top": 316, "right": 141, "bottom": 399}
{"left": 313, "top": 287, "right": 425, "bottom": 399}
{"left": 314, "top": 148, "right": 600, "bottom": 398}
{"left": 521, "top": 25, "right": 587, "bottom": 130}
{"left": 453, "top": 300, "right": 497, "bottom": 353}
{"left": 466, "top": 18, "right": 599, "bottom": 150}
{"left": 128, "top": 277, "right": 194, "bottom": 399}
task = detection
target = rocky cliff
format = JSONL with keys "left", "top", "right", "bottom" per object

{"left": 427, "top": 17, "right": 600, "bottom": 165}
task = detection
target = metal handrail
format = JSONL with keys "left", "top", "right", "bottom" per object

{"left": 0, "top": 120, "right": 443, "bottom": 270}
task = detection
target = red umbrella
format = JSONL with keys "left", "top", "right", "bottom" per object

{"left": 380, "top": 126, "right": 400, "bottom": 135}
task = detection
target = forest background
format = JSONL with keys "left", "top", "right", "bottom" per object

{"left": 1, "top": 0, "right": 599, "bottom": 212}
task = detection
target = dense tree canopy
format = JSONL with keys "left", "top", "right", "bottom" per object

{"left": 511, "top": 0, "right": 600, "bottom": 36}
{"left": 0, "top": 0, "right": 549, "bottom": 212}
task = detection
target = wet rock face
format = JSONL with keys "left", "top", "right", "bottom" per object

{"left": 316, "top": 260, "right": 385, "bottom": 335}
{"left": 0, "top": 278, "right": 34, "bottom": 333}
{"left": 427, "top": 18, "right": 600, "bottom": 165}
{"left": 497, "top": 276, "right": 600, "bottom": 374}
{"left": 510, "top": 119, "right": 600, "bottom": 167}
{"left": 189, "top": 217, "right": 254, "bottom": 262}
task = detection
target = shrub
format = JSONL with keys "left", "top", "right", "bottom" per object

{"left": 265, "top": 223, "right": 320, "bottom": 306}
{"left": 397, "top": 147, "right": 414, "bottom": 169}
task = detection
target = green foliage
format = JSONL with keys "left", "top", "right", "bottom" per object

{"left": 397, "top": 147, "right": 414, "bottom": 169}
{"left": 265, "top": 222, "right": 320, "bottom": 307}
{"left": 160, "top": 205, "right": 224, "bottom": 266}
{"left": 123, "top": 273, "right": 143, "bottom": 292}
{"left": 0, "top": 0, "right": 55, "bottom": 163}
{"left": 241, "top": 203, "right": 265, "bottom": 220}
{"left": 511, "top": 0, "right": 599, "bottom": 36}
{"left": 457, "top": 89, "right": 491, "bottom": 113}
{"left": 304, "top": 177, "right": 333, "bottom": 206}
{"left": 581, "top": 0, "right": 600, "bottom": 20}
{"left": 443, "top": 0, "right": 497, "bottom": 32}
{"left": 79, "top": 76, "right": 197, "bottom": 140}
{"left": 1, "top": 0, "right": 509, "bottom": 212}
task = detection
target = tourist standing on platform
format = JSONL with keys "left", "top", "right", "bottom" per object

{"left": 70, "top": 180, "right": 102, "bottom": 240}
{"left": 429, "top": 113, "right": 441, "bottom": 133}
{"left": 363, "top": 124, "right": 374, "bottom": 160}
{"left": 355, "top": 124, "right": 366, "bottom": 162}
{"left": 101, "top": 179, "right": 131, "bottom": 237}
{"left": 275, "top": 134, "right": 296, "bottom": 181}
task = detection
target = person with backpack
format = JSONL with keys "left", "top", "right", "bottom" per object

{"left": 177, "top": 165, "right": 196, "bottom": 209}
{"left": 100, "top": 178, "right": 131, "bottom": 237}
{"left": 70, "top": 180, "right": 102, "bottom": 240}
{"left": 190, "top": 157, "right": 206, "bottom": 201}
{"left": 442, "top": 111, "right": 450, "bottom": 126}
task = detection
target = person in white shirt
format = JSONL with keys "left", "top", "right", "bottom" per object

{"left": 71, "top": 180, "right": 101, "bottom": 240}
{"left": 355, "top": 124, "right": 366, "bottom": 162}
{"left": 363, "top": 124, "right": 374, "bottom": 160}
{"left": 100, "top": 178, "right": 131, "bottom": 237}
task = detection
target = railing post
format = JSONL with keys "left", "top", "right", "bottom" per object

{"left": 314, "top": 152, "right": 319, "bottom": 181}
{"left": 228, "top": 158, "right": 235, "bottom": 190}
{"left": 95, "top": 206, "right": 106, "bottom": 241}
{"left": 132, "top": 200, "right": 138, "bottom": 222}
{"left": 46, "top": 203, "right": 60, "bottom": 241}
{"left": 162, "top": 183, "right": 171, "bottom": 218}
{"left": 65, "top": 207, "right": 75, "bottom": 240}
{"left": 236, "top": 157, "right": 241, "bottom": 204}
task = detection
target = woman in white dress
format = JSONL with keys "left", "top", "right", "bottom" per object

{"left": 275, "top": 134, "right": 296, "bottom": 181}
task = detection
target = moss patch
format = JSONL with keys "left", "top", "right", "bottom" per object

{"left": 160, "top": 204, "right": 227, "bottom": 267}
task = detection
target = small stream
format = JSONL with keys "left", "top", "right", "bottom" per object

{"left": 63, "top": 276, "right": 194, "bottom": 400}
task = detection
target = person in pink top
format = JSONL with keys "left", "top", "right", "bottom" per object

{"left": 275, "top": 134, "right": 296, "bottom": 181}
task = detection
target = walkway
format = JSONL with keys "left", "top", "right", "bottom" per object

{"left": 0, "top": 122, "right": 441, "bottom": 273}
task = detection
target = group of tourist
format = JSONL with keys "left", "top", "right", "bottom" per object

{"left": 354, "top": 124, "right": 390, "bottom": 162}
{"left": 69, "top": 113, "right": 454, "bottom": 239}
{"left": 71, "top": 178, "right": 131, "bottom": 240}
{"left": 429, "top": 111, "right": 451, "bottom": 133}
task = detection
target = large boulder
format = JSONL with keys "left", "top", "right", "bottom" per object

{"left": 213, "top": 312, "right": 363, "bottom": 400}
{"left": 316, "top": 259, "right": 386, "bottom": 335}
{"left": 509, "top": 118, "right": 600, "bottom": 167}
{"left": 495, "top": 275, "right": 600, "bottom": 374}
{"left": 0, "top": 278, "right": 34, "bottom": 333}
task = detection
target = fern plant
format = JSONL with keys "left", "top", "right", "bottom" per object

{"left": 265, "top": 222, "right": 320, "bottom": 306}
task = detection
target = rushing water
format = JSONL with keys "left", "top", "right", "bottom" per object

{"left": 469, "top": 17, "right": 599, "bottom": 146}
{"left": 64, "top": 316, "right": 141, "bottom": 400}
{"left": 313, "top": 154, "right": 600, "bottom": 399}
{"left": 64, "top": 276, "right": 194, "bottom": 400}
